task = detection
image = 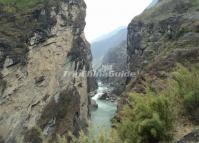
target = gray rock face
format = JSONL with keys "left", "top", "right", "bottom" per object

{"left": 177, "top": 129, "right": 199, "bottom": 143}
{"left": 127, "top": 0, "right": 199, "bottom": 74}
{"left": 0, "top": 0, "right": 93, "bottom": 142}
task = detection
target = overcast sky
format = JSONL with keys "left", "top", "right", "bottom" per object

{"left": 84, "top": 0, "right": 152, "bottom": 42}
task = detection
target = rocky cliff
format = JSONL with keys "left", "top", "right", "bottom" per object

{"left": 101, "top": 41, "right": 127, "bottom": 95}
{"left": 125, "top": 0, "right": 199, "bottom": 97}
{"left": 0, "top": 0, "right": 92, "bottom": 142}
{"left": 119, "top": 0, "right": 199, "bottom": 141}
{"left": 127, "top": 0, "right": 199, "bottom": 74}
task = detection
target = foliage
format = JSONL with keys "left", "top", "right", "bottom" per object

{"left": 117, "top": 92, "right": 174, "bottom": 143}
{"left": 172, "top": 65, "right": 199, "bottom": 122}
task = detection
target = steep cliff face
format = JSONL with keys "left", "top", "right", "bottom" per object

{"left": 125, "top": 0, "right": 199, "bottom": 95}
{"left": 127, "top": 0, "right": 199, "bottom": 74}
{"left": 120, "top": 0, "right": 199, "bottom": 141}
{"left": 101, "top": 41, "right": 127, "bottom": 95}
{"left": 0, "top": 0, "right": 92, "bottom": 142}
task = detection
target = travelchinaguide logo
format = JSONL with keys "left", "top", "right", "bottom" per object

{"left": 64, "top": 64, "right": 135, "bottom": 78}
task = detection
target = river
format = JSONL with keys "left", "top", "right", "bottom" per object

{"left": 88, "top": 82, "right": 117, "bottom": 140}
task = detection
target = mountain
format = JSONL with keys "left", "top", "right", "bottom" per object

{"left": 92, "top": 26, "right": 126, "bottom": 42}
{"left": 91, "top": 27, "right": 127, "bottom": 69}
{"left": 0, "top": 0, "right": 94, "bottom": 142}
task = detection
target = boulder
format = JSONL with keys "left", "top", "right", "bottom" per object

{"left": 99, "top": 92, "right": 109, "bottom": 100}
{"left": 90, "top": 99, "right": 98, "bottom": 110}
{"left": 99, "top": 92, "right": 117, "bottom": 102}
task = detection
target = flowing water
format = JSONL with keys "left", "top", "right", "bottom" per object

{"left": 88, "top": 82, "right": 117, "bottom": 140}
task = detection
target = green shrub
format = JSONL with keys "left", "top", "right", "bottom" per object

{"left": 116, "top": 65, "right": 199, "bottom": 143}
{"left": 117, "top": 93, "right": 174, "bottom": 143}
{"left": 172, "top": 65, "right": 199, "bottom": 122}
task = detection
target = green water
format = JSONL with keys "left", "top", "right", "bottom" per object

{"left": 88, "top": 82, "right": 117, "bottom": 140}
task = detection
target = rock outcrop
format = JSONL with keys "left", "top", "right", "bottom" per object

{"left": 0, "top": 0, "right": 93, "bottom": 142}
{"left": 177, "top": 129, "right": 199, "bottom": 143}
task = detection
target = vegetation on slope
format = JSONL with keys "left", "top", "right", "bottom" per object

{"left": 117, "top": 93, "right": 174, "bottom": 143}
{"left": 172, "top": 65, "right": 199, "bottom": 122}
{"left": 116, "top": 65, "right": 199, "bottom": 143}
{"left": 0, "top": 0, "right": 61, "bottom": 67}
{"left": 0, "top": 0, "right": 64, "bottom": 11}
{"left": 0, "top": 0, "right": 44, "bottom": 10}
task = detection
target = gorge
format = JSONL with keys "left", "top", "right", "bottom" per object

{"left": 0, "top": 0, "right": 199, "bottom": 143}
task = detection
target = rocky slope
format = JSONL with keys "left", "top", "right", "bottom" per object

{"left": 0, "top": 0, "right": 93, "bottom": 142}
{"left": 101, "top": 41, "right": 127, "bottom": 95}
{"left": 127, "top": 0, "right": 199, "bottom": 74}
{"left": 119, "top": 0, "right": 199, "bottom": 141}
{"left": 177, "top": 129, "right": 199, "bottom": 143}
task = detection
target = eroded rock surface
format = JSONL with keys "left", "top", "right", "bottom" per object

{"left": 127, "top": 0, "right": 199, "bottom": 73}
{"left": 0, "top": 0, "right": 93, "bottom": 142}
{"left": 177, "top": 129, "right": 199, "bottom": 143}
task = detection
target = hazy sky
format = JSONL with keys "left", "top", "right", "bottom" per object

{"left": 84, "top": 0, "right": 152, "bottom": 42}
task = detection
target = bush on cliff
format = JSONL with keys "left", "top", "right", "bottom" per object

{"left": 116, "top": 65, "right": 199, "bottom": 143}
{"left": 172, "top": 65, "right": 199, "bottom": 122}
{"left": 117, "top": 92, "right": 174, "bottom": 143}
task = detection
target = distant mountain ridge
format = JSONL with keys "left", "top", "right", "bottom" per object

{"left": 92, "top": 26, "right": 126, "bottom": 43}
{"left": 101, "top": 41, "right": 127, "bottom": 95}
{"left": 91, "top": 27, "right": 127, "bottom": 69}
